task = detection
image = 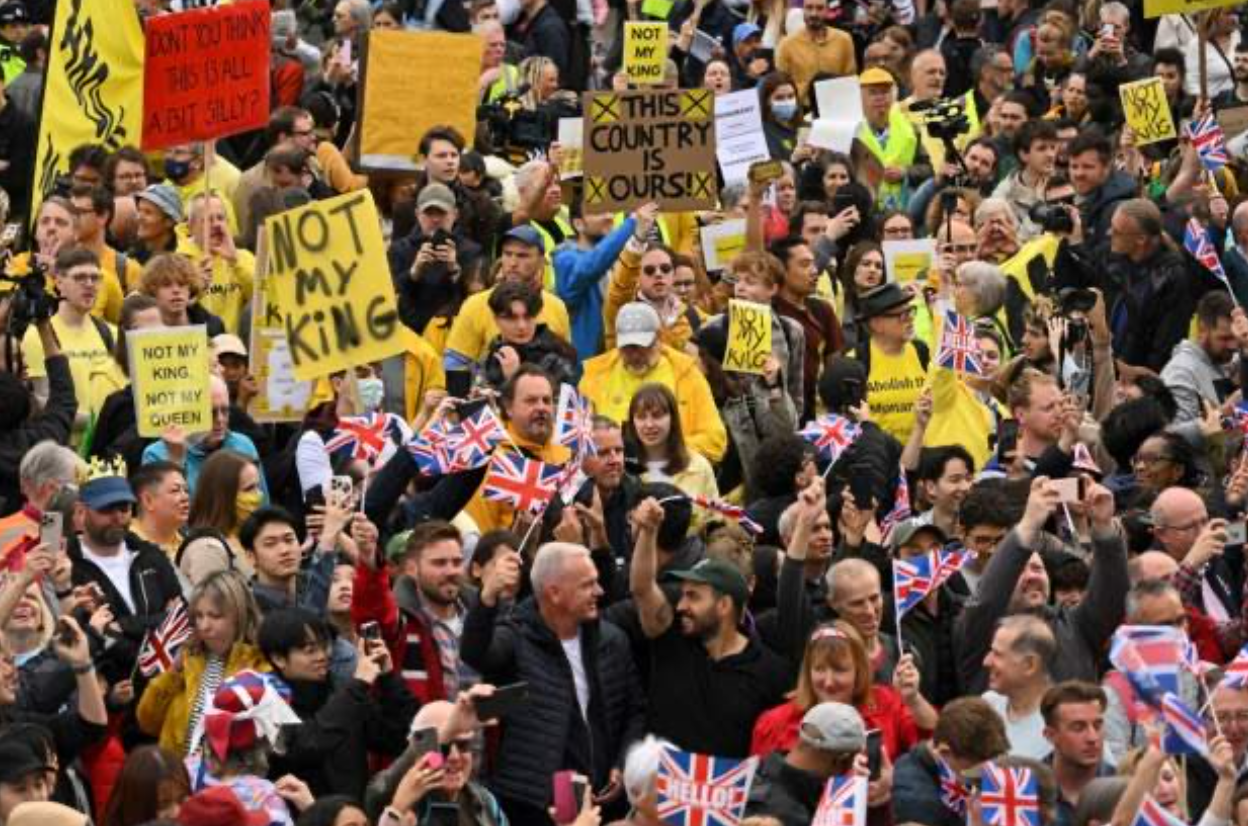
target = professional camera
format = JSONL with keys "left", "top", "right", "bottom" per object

{"left": 1029, "top": 201, "right": 1074, "bottom": 234}
{"left": 912, "top": 96, "right": 971, "bottom": 142}
{"left": 1057, "top": 287, "right": 1097, "bottom": 347}
{"left": 476, "top": 88, "right": 578, "bottom": 164}
{"left": 0, "top": 223, "right": 58, "bottom": 338}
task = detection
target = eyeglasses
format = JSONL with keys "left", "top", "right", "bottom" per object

{"left": 1132, "top": 452, "right": 1173, "bottom": 468}
{"left": 942, "top": 243, "right": 977, "bottom": 255}
{"left": 211, "top": 406, "right": 231, "bottom": 420}
{"left": 1155, "top": 518, "right": 1207, "bottom": 534}
{"left": 642, "top": 263, "right": 674, "bottom": 277}
{"left": 68, "top": 273, "right": 103, "bottom": 285}
{"left": 1212, "top": 710, "right": 1248, "bottom": 727}
{"left": 882, "top": 306, "right": 916, "bottom": 320}
{"left": 439, "top": 735, "right": 475, "bottom": 757}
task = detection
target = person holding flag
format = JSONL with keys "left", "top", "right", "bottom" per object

{"left": 1112, "top": 732, "right": 1237, "bottom": 826}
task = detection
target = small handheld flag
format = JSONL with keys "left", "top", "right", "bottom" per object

{"left": 482, "top": 451, "right": 563, "bottom": 514}
{"left": 655, "top": 747, "right": 758, "bottom": 826}
{"left": 1129, "top": 795, "right": 1188, "bottom": 826}
{"left": 138, "top": 599, "right": 193, "bottom": 677}
{"left": 799, "top": 414, "right": 862, "bottom": 468}
{"left": 813, "top": 775, "right": 867, "bottom": 826}
{"left": 1185, "top": 112, "right": 1229, "bottom": 174}
{"left": 1184, "top": 218, "right": 1239, "bottom": 307}
{"left": 937, "top": 310, "right": 984, "bottom": 376}
{"left": 980, "top": 763, "right": 1041, "bottom": 826}
{"left": 1161, "top": 692, "right": 1208, "bottom": 756}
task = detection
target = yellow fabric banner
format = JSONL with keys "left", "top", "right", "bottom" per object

{"left": 33, "top": 0, "right": 145, "bottom": 220}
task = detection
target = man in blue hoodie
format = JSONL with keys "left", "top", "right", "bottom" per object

{"left": 553, "top": 198, "right": 656, "bottom": 360}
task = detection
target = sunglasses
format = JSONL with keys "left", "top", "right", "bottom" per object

{"left": 642, "top": 263, "right": 674, "bottom": 277}
{"left": 439, "top": 736, "right": 475, "bottom": 758}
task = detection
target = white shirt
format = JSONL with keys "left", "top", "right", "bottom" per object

{"left": 561, "top": 635, "right": 590, "bottom": 720}
{"left": 983, "top": 691, "right": 1053, "bottom": 760}
{"left": 81, "top": 543, "right": 138, "bottom": 613}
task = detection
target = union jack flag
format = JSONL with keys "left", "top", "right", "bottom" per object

{"left": 407, "top": 433, "right": 454, "bottom": 477}
{"left": 894, "top": 554, "right": 934, "bottom": 617}
{"left": 936, "top": 755, "right": 968, "bottom": 816}
{"left": 1161, "top": 691, "right": 1208, "bottom": 756}
{"left": 1226, "top": 401, "right": 1248, "bottom": 438}
{"left": 482, "top": 451, "right": 563, "bottom": 514}
{"left": 1221, "top": 644, "right": 1248, "bottom": 691}
{"left": 1184, "top": 218, "right": 1231, "bottom": 289}
{"left": 555, "top": 384, "right": 597, "bottom": 459}
{"left": 813, "top": 775, "right": 866, "bottom": 826}
{"left": 879, "top": 464, "right": 912, "bottom": 542}
{"left": 1109, "top": 625, "right": 1190, "bottom": 707}
{"left": 799, "top": 414, "right": 861, "bottom": 465}
{"left": 446, "top": 406, "right": 507, "bottom": 471}
{"left": 1130, "top": 795, "right": 1188, "bottom": 826}
{"left": 1185, "top": 112, "right": 1229, "bottom": 174}
{"left": 655, "top": 747, "right": 758, "bottom": 826}
{"left": 138, "top": 599, "right": 193, "bottom": 677}
{"left": 690, "top": 494, "right": 764, "bottom": 535}
{"left": 981, "top": 763, "right": 1041, "bottom": 826}
{"left": 937, "top": 310, "right": 984, "bottom": 375}
{"left": 1072, "top": 442, "right": 1101, "bottom": 475}
{"left": 325, "top": 413, "right": 408, "bottom": 464}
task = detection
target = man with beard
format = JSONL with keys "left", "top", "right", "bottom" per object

{"left": 776, "top": 0, "right": 857, "bottom": 107}
{"left": 466, "top": 365, "right": 571, "bottom": 533}
{"left": 1215, "top": 41, "right": 1248, "bottom": 107}
{"left": 1161, "top": 292, "right": 1241, "bottom": 423}
{"left": 463, "top": 541, "right": 644, "bottom": 823}
{"left": 67, "top": 464, "right": 181, "bottom": 685}
{"left": 630, "top": 497, "right": 789, "bottom": 758}
{"left": 954, "top": 476, "right": 1127, "bottom": 694}
{"left": 580, "top": 303, "right": 726, "bottom": 462}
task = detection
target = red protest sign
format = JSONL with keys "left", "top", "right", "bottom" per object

{"left": 142, "top": 0, "right": 271, "bottom": 150}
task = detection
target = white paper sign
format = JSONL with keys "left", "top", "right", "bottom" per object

{"left": 808, "top": 118, "right": 859, "bottom": 153}
{"left": 882, "top": 238, "right": 938, "bottom": 284}
{"left": 813, "top": 76, "right": 864, "bottom": 122}
{"left": 690, "top": 29, "right": 719, "bottom": 63}
{"left": 264, "top": 332, "right": 312, "bottom": 412}
{"left": 714, "top": 90, "right": 771, "bottom": 186}
{"left": 558, "top": 117, "right": 584, "bottom": 179}
{"left": 700, "top": 218, "right": 747, "bottom": 272}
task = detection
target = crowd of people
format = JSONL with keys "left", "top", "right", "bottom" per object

{"left": 4, "top": 0, "right": 1248, "bottom": 824}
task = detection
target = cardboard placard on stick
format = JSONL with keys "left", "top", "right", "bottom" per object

{"left": 142, "top": 1, "right": 271, "bottom": 149}
{"left": 1143, "top": 0, "right": 1238, "bottom": 17}
{"left": 624, "top": 22, "right": 667, "bottom": 85}
{"left": 1119, "top": 77, "right": 1177, "bottom": 146}
{"left": 724, "top": 299, "right": 772, "bottom": 375}
{"left": 582, "top": 89, "right": 718, "bottom": 213}
{"left": 129, "top": 326, "right": 212, "bottom": 438}
{"left": 359, "top": 30, "right": 481, "bottom": 172}
{"left": 248, "top": 230, "right": 312, "bottom": 422}
{"left": 262, "top": 190, "right": 406, "bottom": 381}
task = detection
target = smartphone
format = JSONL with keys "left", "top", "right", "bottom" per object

{"left": 427, "top": 802, "right": 459, "bottom": 826}
{"left": 361, "top": 621, "right": 382, "bottom": 641}
{"left": 865, "top": 729, "right": 883, "bottom": 780}
{"left": 1049, "top": 477, "right": 1082, "bottom": 504}
{"left": 1227, "top": 522, "right": 1247, "bottom": 545}
{"left": 748, "top": 160, "right": 785, "bottom": 186}
{"left": 831, "top": 191, "right": 857, "bottom": 216}
{"left": 38, "top": 512, "right": 62, "bottom": 552}
{"left": 55, "top": 617, "right": 77, "bottom": 648}
{"left": 330, "top": 475, "right": 354, "bottom": 507}
{"left": 755, "top": 47, "right": 774, "bottom": 63}
{"left": 473, "top": 681, "right": 529, "bottom": 720}
{"left": 1100, "top": 23, "right": 1114, "bottom": 38}
{"left": 411, "top": 726, "right": 439, "bottom": 761}
{"left": 446, "top": 370, "right": 472, "bottom": 400}
{"left": 338, "top": 38, "right": 352, "bottom": 65}
{"left": 552, "top": 771, "right": 588, "bottom": 824}
{"left": 304, "top": 485, "right": 326, "bottom": 510}
{"left": 430, "top": 228, "right": 451, "bottom": 250}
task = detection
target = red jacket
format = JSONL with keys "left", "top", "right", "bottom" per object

{"left": 750, "top": 686, "right": 928, "bottom": 761}
{"left": 351, "top": 562, "right": 449, "bottom": 704}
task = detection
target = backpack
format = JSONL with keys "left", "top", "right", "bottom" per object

{"left": 174, "top": 527, "right": 238, "bottom": 572}
{"left": 90, "top": 315, "right": 115, "bottom": 352}
{"left": 851, "top": 336, "right": 930, "bottom": 378}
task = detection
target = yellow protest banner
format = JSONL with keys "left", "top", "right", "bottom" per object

{"left": 724, "top": 299, "right": 772, "bottom": 375}
{"left": 1144, "top": 0, "right": 1238, "bottom": 17}
{"left": 248, "top": 231, "right": 312, "bottom": 421}
{"left": 263, "top": 190, "right": 406, "bottom": 381}
{"left": 34, "top": 0, "right": 145, "bottom": 221}
{"left": 359, "top": 30, "right": 481, "bottom": 172}
{"left": 624, "top": 22, "right": 667, "bottom": 85}
{"left": 129, "top": 326, "right": 211, "bottom": 438}
{"left": 1120, "top": 78, "right": 1176, "bottom": 146}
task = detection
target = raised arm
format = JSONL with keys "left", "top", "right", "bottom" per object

{"left": 629, "top": 497, "right": 674, "bottom": 639}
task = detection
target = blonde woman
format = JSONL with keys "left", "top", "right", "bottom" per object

{"left": 137, "top": 570, "right": 269, "bottom": 755}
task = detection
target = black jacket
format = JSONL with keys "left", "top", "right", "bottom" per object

{"left": 481, "top": 326, "right": 579, "bottom": 390}
{"left": 0, "top": 354, "right": 76, "bottom": 515}
{"left": 894, "top": 743, "right": 963, "bottom": 826}
{"left": 363, "top": 448, "right": 487, "bottom": 545}
{"left": 1105, "top": 246, "right": 1194, "bottom": 373}
{"left": 68, "top": 531, "right": 183, "bottom": 683}
{"left": 509, "top": 4, "right": 572, "bottom": 82}
{"left": 269, "top": 674, "right": 417, "bottom": 800}
{"left": 1078, "top": 171, "right": 1137, "bottom": 263}
{"left": 389, "top": 228, "right": 483, "bottom": 337}
{"left": 744, "top": 753, "right": 828, "bottom": 826}
{"left": 461, "top": 598, "right": 646, "bottom": 808}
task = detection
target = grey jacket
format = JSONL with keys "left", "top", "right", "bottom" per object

{"left": 954, "top": 527, "right": 1129, "bottom": 694}
{"left": 1161, "top": 339, "right": 1232, "bottom": 424}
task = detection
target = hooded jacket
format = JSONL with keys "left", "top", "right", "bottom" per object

{"left": 1161, "top": 339, "right": 1231, "bottom": 424}
{"left": 1106, "top": 247, "right": 1194, "bottom": 373}
{"left": 1078, "top": 171, "right": 1137, "bottom": 259}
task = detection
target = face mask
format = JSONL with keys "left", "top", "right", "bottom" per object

{"left": 235, "top": 489, "right": 263, "bottom": 525}
{"left": 771, "top": 100, "right": 798, "bottom": 122}
{"left": 164, "top": 158, "right": 192, "bottom": 181}
{"left": 357, "top": 377, "right": 385, "bottom": 412}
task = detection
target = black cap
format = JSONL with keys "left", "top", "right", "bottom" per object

{"left": 857, "top": 283, "right": 911, "bottom": 320}
{"left": 0, "top": 1, "right": 28, "bottom": 25}
{"left": 667, "top": 559, "right": 749, "bottom": 607}
{"left": 0, "top": 742, "right": 50, "bottom": 784}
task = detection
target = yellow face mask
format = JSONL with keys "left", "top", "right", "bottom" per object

{"left": 235, "top": 489, "right": 263, "bottom": 524}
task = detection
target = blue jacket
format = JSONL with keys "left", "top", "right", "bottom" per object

{"left": 142, "top": 431, "right": 270, "bottom": 501}
{"left": 553, "top": 218, "right": 635, "bottom": 360}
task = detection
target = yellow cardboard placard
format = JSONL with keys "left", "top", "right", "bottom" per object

{"left": 263, "top": 190, "right": 406, "bottom": 381}
{"left": 714, "top": 234, "right": 745, "bottom": 268}
{"left": 1120, "top": 77, "right": 1176, "bottom": 146}
{"left": 624, "top": 22, "right": 667, "bottom": 85}
{"left": 248, "top": 231, "right": 312, "bottom": 421}
{"left": 129, "top": 326, "right": 212, "bottom": 438}
{"left": 724, "top": 299, "right": 772, "bottom": 375}
{"left": 358, "top": 30, "right": 481, "bottom": 171}
{"left": 1143, "top": 0, "right": 1239, "bottom": 18}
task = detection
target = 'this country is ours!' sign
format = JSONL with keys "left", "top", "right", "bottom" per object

{"left": 582, "top": 89, "right": 718, "bottom": 213}
{"left": 142, "top": 0, "right": 271, "bottom": 149}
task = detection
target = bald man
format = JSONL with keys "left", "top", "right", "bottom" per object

{"left": 826, "top": 558, "right": 898, "bottom": 683}
{"left": 906, "top": 49, "right": 947, "bottom": 103}
{"left": 1152, "top": 487, "right": 1243, "bottom": 658}
{"left": 1127, "top": 550, "right": 1178, "bottom": 584}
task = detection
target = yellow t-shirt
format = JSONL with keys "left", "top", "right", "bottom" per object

{"left": 22, "top": 314, "right": 125, "bottom": 421}
{"left": 591, "top": 358, "right": 676, "bottom": 424}
{"left": 182, "top": 242, "right": 256, "bottom": 335}
{"left": 866, "top": 339, "right": 926, "bottom": 444}
{"left": 5, "top": 250, "right": 126, "bottom": 326}
{"left": 444, "top": 286, "right": 571, "bottom": 363}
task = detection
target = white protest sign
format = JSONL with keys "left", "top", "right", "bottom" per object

{"left": 714, "top": 90, "right": 771, "bottom": 186}
{"left": 883, "top": 238, "right": 937, "bottom": 284}
{"left": 700, "top": 218, "right": 747, "bottom": 271}
{"left": 558, "top": 117, "right": 584, "bottom": 179}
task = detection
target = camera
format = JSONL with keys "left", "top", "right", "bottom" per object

{"left": 912, "top": 96, "right": 971, "bottom": 142}
{"left": 0, "top": 223, "right": 59, "bottom": 338}
{"left": 1029, "top": 201, "right": 1074, "bottom": 234}
{"left": 1057, "top": 287, "right": 1096, "bottom": 347}
{"left": 476, "top": 88, "right": 578, "bottom": 164}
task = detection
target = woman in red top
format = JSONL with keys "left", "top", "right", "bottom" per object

{"left": 750, "top": 621, "right": 937, "bottom": 761}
